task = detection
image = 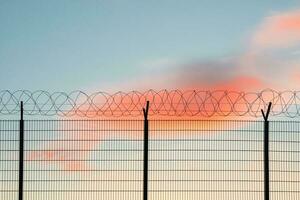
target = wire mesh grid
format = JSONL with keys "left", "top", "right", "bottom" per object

{"left": 0, "top": 120, "right": 299, "bottom": 200}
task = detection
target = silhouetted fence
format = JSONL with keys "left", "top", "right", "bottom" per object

{"left": 1, "top": 119, "right": 299, "bottom": 200}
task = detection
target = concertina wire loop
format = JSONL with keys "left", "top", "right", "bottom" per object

{"left": 0, "top": 89, "right": 300, "bottom": 118}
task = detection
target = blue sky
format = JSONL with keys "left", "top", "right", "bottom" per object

{"left": 1, "top": 0, "right": 300, "bottom": 92}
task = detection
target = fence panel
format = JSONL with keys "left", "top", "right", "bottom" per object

{"left": 22, "top": 120, "right": 143, "bottom": 200}
{"left": 269, "top": 121, "right": 300, "bottom": 199}
{"left": 0, "top": 119, "right": 300, "bottom": 200}
{"left": 0, "top": 120, "right": 19, "bottom": 200}
{"left": 149, "top": 120, "right": 264, "bottom": 200}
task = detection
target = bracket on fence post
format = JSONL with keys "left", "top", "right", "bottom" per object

{"left": 143, "top": 101, "right": 150, "bottom": 200}
{"left": 261, "top": 102, "right": 272, "bottom": 200}
{"left": 19, "top": 102, "right": 24, "bottom": 200}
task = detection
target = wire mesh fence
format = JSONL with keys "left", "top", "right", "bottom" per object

{"left": 0, "top": 120, "right": 299, "bottom": 200}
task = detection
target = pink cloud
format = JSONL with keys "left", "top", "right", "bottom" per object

{"left": 252, "top": 9, "right": 300, "bottom": 49}
{"left": 239, "top": 9, "right": 300, "bottom": 90}
{"left": 291, "top": 69, "right": 300, "bottom": 84}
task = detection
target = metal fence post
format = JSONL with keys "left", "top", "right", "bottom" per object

{"left": 143, "top": 101, "right": 150, "bottom": 200}
{"left": 19, "top": 101, "right": 24, "bottom": 200}
{"left": 261, "top": 102, "right": 272, "bottom": 200}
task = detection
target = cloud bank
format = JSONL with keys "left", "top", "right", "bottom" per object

{"left": 29, "top": 9, "right": 300, "bottom": 171}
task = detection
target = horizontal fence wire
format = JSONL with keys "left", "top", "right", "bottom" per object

{"left": 1, "top": 89, "right": 300, "bottom": 117}
{"left": 0, "top": 120, "right": 299, "bottom": 200}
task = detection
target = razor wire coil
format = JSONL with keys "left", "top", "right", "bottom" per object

{"left": 1, "top": 89, "right": 300, "bottom": 118}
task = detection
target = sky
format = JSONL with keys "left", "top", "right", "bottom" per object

{"left": 1, "top": 1, "right": 300, "bottom": 200}
{"left": 1, "top": 0, "right": 300, "bottom": 93}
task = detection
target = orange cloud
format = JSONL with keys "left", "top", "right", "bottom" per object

{"left": 28, "top": 76, "right": 265, "bottom": 171}
{"left": 183, "top": 76, "right": 263, "bottom": 91}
